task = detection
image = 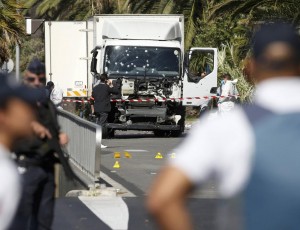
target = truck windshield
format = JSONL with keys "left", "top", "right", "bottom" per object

{"left": 104, "top": 46, "right": 180, "bottom": 77}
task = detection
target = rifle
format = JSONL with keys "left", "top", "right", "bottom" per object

{"left": 48, "top": 137, "right": 89, "bottom": 190}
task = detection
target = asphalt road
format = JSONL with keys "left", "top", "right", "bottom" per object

{"left": 96, "top": 130, "right": 220, "bottom": 230}
{"left": 53, "top": 129, "right": 237, "bottom": 230}
{"left": 100, "top": 130, "right": 218, "bottom": 198}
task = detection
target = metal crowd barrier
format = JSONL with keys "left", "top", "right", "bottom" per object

{"left": 57, "top": 109, "right": 102, "bottom": 181}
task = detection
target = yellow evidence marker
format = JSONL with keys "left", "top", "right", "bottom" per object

{"left": 114, "top": 152, "right": 121, "bottom": 158}
{"left": 155, "top": 152, "right": 163, "bottom": 159}
{"left": 113, "top": 161, "right": 120, "bottom": 169}
{"left": 124, "top": 152, "right": 132, "bottom": 158}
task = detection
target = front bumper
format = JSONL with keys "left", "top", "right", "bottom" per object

{"left": 106, "top": 123, "right": 181, "bottom": 131}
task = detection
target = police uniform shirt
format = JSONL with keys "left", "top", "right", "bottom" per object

{"left": 169, "top": 77, "right": 300, "bottom": 198}
{"left": 0, "top": 144, "right": 20, "bottom": 230}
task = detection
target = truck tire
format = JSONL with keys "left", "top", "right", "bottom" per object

{"left": 153, "top": 130, "right": 166, "bottom": 137}
{"left": 170, "top": 119, "right": 185, "bottom": 137}
{"left": 107, "top": 129, "right": 115, "bottom": 138}
{"left": 102, "top": 126, "right": 115, "bottom": 139}
{"left": 170, "top": 130, "right": 182, "bottom": 137}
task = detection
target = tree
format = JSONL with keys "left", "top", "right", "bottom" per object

{"left": 208, "top": 0, "right": 300, "bottom": 23}
{"left": 120, "top": 0, "right": 204, "bottom": 49}
{"left": 24, "top": 0, "right": 204, "bottom": 49}
{"left": 0, "top": 0, "right": 25, "bottom": 64}
{"left": 23, "top": 0, "right": 115, "bottom": 20}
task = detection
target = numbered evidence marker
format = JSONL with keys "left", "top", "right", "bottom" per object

{"left": 124, "top": 152, "right": 132, "bottom": 158}
{"left": 114, "top": 152, "right": 121, "bottom": 158}
{"left": 113, "top": 161, "right": 120, "bottom": 169}
{"left": 170, "top": 153, "right": 176, "bottom": 159}
{"left": 155, "top": 152, "right": 163, "bottom": 159}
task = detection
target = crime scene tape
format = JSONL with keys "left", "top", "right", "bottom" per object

{"left": 63, "top": 95, "right": 240, "bottom": 104}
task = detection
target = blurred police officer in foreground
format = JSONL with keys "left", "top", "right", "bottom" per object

{"left": 9, "top": 59, "right": 68, "bottom": 230}
{"left": 0, "top": 72, "right": 43, "bottom": 230}
{"left": 148, "top": 23, "right": 300, "bottom": 230}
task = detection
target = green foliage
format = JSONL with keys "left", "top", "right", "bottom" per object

{"left": 17, "top": 0, "right": 300, "bottom": 101}
{"left": 20, "top": 37, "right": 44, "bottom": 73}
{"left": 0, "top": 0, "right": 25, "bottom": 64}
{"left": 217, "top": 42, "right": 254, "bottom": 102}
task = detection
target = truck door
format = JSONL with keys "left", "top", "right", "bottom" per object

{"left": 182, "top": 48, "right": 218, "bottom": 106}
{"left": 45, "top": 21, "right": 90, "bottom": 98}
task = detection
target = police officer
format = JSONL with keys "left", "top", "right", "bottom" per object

{"left": 91, "top": 74, "right": 119, "bottom": 125}
{"left": 9, "top": 59, "right": 68, "bottom": 230}
{"left": 0, "top": 73, "right": 43, "bottom": 230}
{"left": 90, "top": 73, "right": 119, "bottom": 146}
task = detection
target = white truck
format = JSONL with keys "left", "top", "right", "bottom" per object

{"left": 45, "top": 15, "right": 217, "bottom": 137}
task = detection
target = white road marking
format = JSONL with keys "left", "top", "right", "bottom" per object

{"left": 100, "top": 171, "right": 136, "bottom": 197}
{"left": 124, "top": 149, "right": 148, "bottom": 152}
{"left": 79, "top": 196, "right": 129, "bottom": 230}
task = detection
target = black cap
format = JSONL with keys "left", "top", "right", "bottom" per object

{"left": 46, "top": 81, "right": 54, "bottom": 88}
{"left": 252, "top": 23, "right": 300, "bottom": 60}
{"left": 0, "top": 73, "right": 45, "bottom": 106}
{"left": 27, "top": 58, "right": 45, "bottom": 75}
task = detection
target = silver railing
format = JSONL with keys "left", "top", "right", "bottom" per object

{"left": 57, "top": 109, "right": 102, "bottom": 181}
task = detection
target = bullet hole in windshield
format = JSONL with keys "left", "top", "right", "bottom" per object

{"left": 104, "top": 46, "right": 180, "bottom": 76}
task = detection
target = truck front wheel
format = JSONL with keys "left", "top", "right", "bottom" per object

{"left": 170, "top": 130, "right": 182, "bottom": 137}
{"left": 102, "top": 126, "right": 115, "bottom": 139}
{"left": 153, "top": 130, "right": 166, "bottom": 137}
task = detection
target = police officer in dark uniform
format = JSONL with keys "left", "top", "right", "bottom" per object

{"left": 91, "top": 73, "right": 119, "bottom": 126}
{"left": 9, "top": 59, "right": 68, "bottom": 230}
{"left": 90, "top": 74, "right": 119, "bottom": 146}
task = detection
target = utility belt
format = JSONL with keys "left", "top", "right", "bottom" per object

{"left": 15, "top": 154, "right": 57, "bottom": 168}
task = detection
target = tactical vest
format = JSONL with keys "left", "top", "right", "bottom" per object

{"left": 243, "top": 104, "right": 300, "bottom": 230}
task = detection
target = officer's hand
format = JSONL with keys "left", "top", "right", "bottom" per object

{"left": 106, "top": 79, "right": 113, "bottom": 86}
{"left": 31, "top": 121, "right": 52, "bottom": 139}
{"left": 59, "top": 133, "right": 69, "bottom": 146}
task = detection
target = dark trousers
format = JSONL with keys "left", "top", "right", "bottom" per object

{"left": 9, "top": 165, "right": 55, "bottom": 230}
{"left": 96, "top": 112, "right": 108, "bottom": 126}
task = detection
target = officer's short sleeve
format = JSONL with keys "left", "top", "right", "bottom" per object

{"left": 169, "top": 108, "right": 254, "bottom": 197}
{"left": 0, "top": 155, "right": 20, "bottom": 229}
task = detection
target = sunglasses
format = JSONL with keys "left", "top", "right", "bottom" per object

{"left": 26, "top": 77, "right": 46, "bottom": 83}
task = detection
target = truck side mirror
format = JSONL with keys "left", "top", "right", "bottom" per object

{"left": 184, "top": 52, "right": 190, "bottom": 68}
{"left": 210, "top": 87, "right": 218, "bottom": 94}
{"left": 90, "top": 51, "right": 98, "bottom": 74}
